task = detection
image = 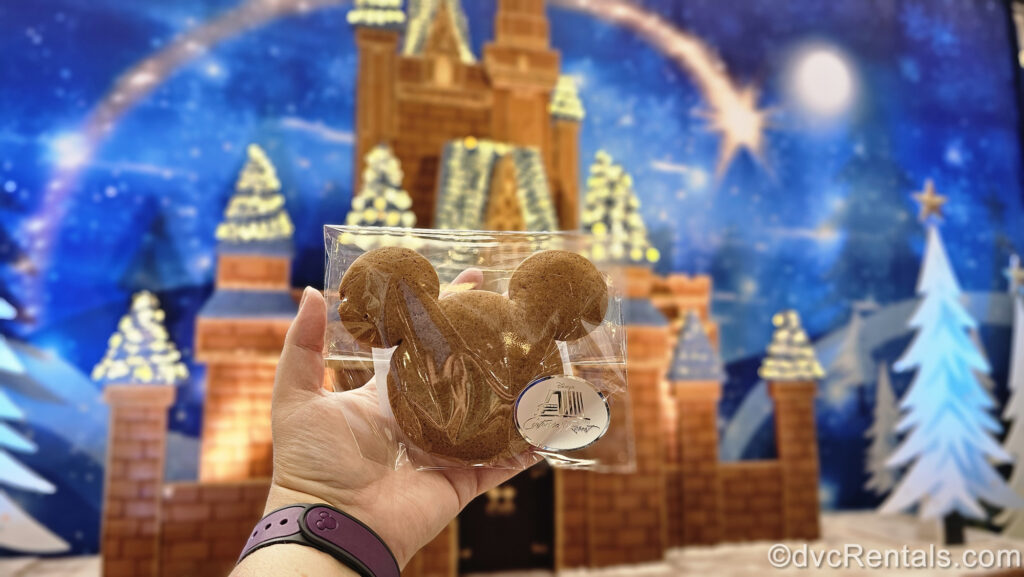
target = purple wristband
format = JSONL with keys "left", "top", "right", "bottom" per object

{"left": 238, "top": 504, "right": 399, "bottom": 577}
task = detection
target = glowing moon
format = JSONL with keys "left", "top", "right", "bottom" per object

{"left": 793, "top": 48, "right": 854, "bottom": 116}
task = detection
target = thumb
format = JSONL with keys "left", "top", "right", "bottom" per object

{"left": 274, "top": 287, "right": 327, "bottom": 410}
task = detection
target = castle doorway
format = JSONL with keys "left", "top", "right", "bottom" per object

{"left": 457, "top": 461, "right": 555, "bottom": 573}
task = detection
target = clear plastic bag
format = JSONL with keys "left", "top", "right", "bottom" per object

{"left": 324, "top": 226, "right": 631, "bottom": 471}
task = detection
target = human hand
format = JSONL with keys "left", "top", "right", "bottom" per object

{"left": 262, "top": 279, "right": 534, "bottom": 568}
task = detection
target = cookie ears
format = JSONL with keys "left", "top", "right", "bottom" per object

{"left": 508, "top": 250, "right": 609, "bottom": 341}
{"left": 337, "top": 247, "right": 440, "bottom": 347}
{"left": 338, "top": 247, "right": 609, "bottom": 347}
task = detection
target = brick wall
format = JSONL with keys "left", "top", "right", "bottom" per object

{"left": 101, "top": 386, "right": 175, "bottom": 577}
{"left": 199, "top": 361, "right": 277, "bottom": 481}
{"left": 550, "top": 120, "right": 579, "bottom": 229}
{"left": 580, "top": 325, "right": 669, "bottom": 567}
{"left": 158, "top": 480, "right": 269, "bottom": 577}
{"left": 216, "top": 254, "right": 291, "bottom": 290}
{"left": 554, "top": 469, "right": 587, "bottom": 569}
{"left": 771, "top": 381, "right": 821, "bottom": 540}
{"left": 718, "top": 461, "right": 784, "bottom": 542}
{"left": 354, "top": 28, "right": 400, "bottom": 192}
{"left": 194, "top": 318, "right": 290, "bottom": 359}
{"left": 392, "top": 76, "right": 492, "bottom": 228}
{"left": 404, "top": 521, "right": 457, "bottom": 577}
{"left": 674, "top": 381, "right": 722, "bottom": 546}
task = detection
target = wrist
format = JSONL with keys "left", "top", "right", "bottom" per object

{"left": 232, "top": 542, "right": 358, "bottom": 577}
{"left": 264, "top": 484, "right": 332, "bottom": 516}
{"left": 257, "top": 486, "right": 404, "bottom": 573}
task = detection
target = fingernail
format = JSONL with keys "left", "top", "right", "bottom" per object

{"left": 300, "top": 286, "right": 312, "bottom": 308}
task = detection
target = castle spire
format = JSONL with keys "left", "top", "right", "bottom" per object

{"left": 403, "top": 0, "right": 476, "bottom": 63}
{"left": 215, "top": 144, "right": 294, "bottom": 254}
{"left": 669, "top": 310, "right": 724, "bottom": 382}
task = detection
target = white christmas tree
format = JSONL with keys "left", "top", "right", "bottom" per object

{"left": 823, "top": 306, "right": 872, "bottom": 406}
{"left": 864, "top": 364, "right": 900, "bottom": 496}
{"left": 0, "top": 298, "right": 69, "bottom": 553}
{"left": 998, "top": 262, "right": 1024, "bottom": 537}
{"left": 346, "top": 144, "right": 416, "bottom": 228}
{"left": 881, "top": 223, "right": 1020, "bottom": 543}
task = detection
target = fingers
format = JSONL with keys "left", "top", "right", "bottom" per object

{"left": 440, "top": 268, "right": 483, "bottom": 299}
{"left": 274, "top": 287, "right": 327, "bottom": 410}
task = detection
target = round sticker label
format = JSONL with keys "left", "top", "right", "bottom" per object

{"left": 514, "top": 375, "right": 610, "bottom": 452}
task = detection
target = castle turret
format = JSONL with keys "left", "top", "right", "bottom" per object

{"left": 195, "top": 145, "right": 297, "bottom": 482}
{"left": 668, "top": 310, "right": 725, "bottom": 546}
{"left": 549, "top": 76, "right": 583, "bottom": 229}
{"left": 484, "top": 0, "right": 560, "bottom": 149}
{"left": 760, "top": 310, "right": 824, "bottom": 540}
{"left": 350, "top": 0, "right": 405, "bottom": 192}
{"left": 93, "top": 291, "right": 186, "bottom": 577}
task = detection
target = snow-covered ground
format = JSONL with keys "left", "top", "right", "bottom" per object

{"left": 0, "top": 555, "right": 99, "bottom": 576}
{"left": 5, "top": 513, "right": 1024, "bottom": 576}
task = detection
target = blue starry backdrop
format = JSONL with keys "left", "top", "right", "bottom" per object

{"left": 1, "top": 0, "right": 1023, "bottom": 555}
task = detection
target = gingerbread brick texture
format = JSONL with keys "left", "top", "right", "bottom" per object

{"left": 551, "top": 289, "right": 672, "bottom": 567}
{"left": 96, "top": 149, "right": 297, "bottom": 577}
{"left": 403, "top": 522, "right": 458, "bottom": 577}
{"left": 158, "top": 481, "right": 269, "bottom": 577}
{"left": 101, "top": 386, "right": 175, "bottom": 577}
{"left": 195, "top": 144, "right": 298, "bottom": 482}
{"left": 351, "top": 0, "right": 579, "bottom": 230}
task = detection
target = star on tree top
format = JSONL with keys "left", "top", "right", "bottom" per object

{"left": 912, "top": 179, "right": 947, "bottom": 222}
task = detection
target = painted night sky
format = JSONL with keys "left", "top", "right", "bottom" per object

{"left": 1, "top": 0, "right": 1023, "bottom": 554}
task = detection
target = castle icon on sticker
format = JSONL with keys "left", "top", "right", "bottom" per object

{"left": 515, "top": 375, "right": 610, "bottom": 451}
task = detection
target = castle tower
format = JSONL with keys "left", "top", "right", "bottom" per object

{"left": 760, "top": 310, "right": 824, "bottom": 540}
{"left": 554, "top": 266, "right": 670, "bottom": 568}
{"left": 668, "top": 310, "right": 725, "bottom": 546}
{"left": 654, "top": 274, "right": 720, "bottom": 345}
{"left": 484, "top": 0, "right": 559, "bottom": 150}
{"left": 549, "top": 76, "right": 583, "bottom": 229}
{"left": 93, "top": 291, "right": 187, "bottom": 577}
{"left": 195, "top": 145, "right": 298, "bottom": 482}
{"left": 349, "top": 0, "right": 405, "bottom": 192}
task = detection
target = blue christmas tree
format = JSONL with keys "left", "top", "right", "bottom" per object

{"left": 668, "top": 310, "right": 724, "bottom": 382}
{"left": 0, "top": 298, "right": 69, "bottom": 553}
{"left": 881, "top": 188, "right": 1021, "bottom": 543}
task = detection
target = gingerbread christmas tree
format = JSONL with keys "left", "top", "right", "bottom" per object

{"left": 92, "top": 291, "right": 189, "bottom": 386}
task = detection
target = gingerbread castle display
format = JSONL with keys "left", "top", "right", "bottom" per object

{"left": 349, "top": 0, "right": 581, "bottom": 231}
{"left": 94, "top": 2, "right": 824, "bottom": 576}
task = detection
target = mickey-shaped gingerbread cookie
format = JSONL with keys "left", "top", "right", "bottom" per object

{"left": 337, "top": 246, "right": 608, "bottom": 462}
